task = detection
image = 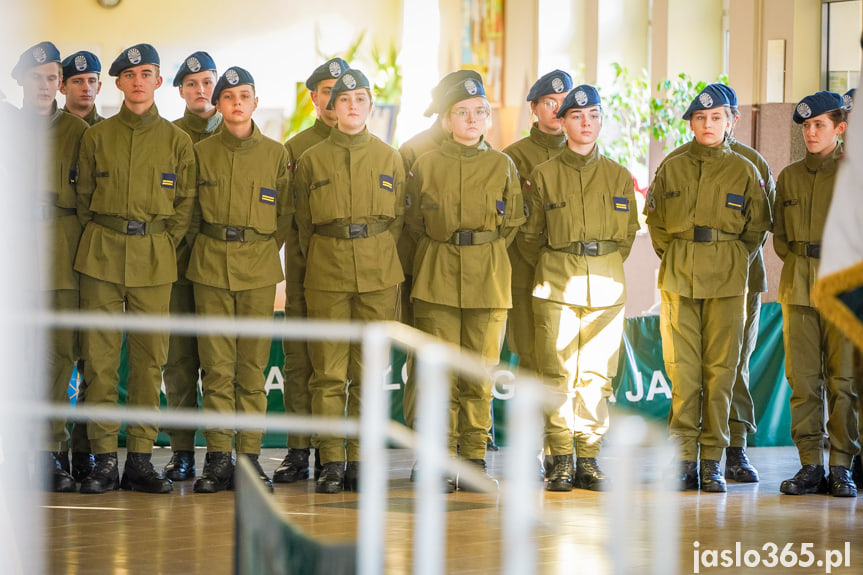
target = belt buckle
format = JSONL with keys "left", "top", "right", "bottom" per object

{"left": 349, "top": 223, "right": 368, "bottom": 239}
{"left": 583, "top": 241, "right": 599, "bottom": 256}
{"left": 807, "top": 244, "right": 821, "bottom": 259}
{"left": 456, "top": 230, "right": 473, "bottom": 245}
{"left": 126, "top": 220, "right": 146, "bottom": 236}
{"left": 225, "top": 226, "right": 244, "bottom": 242}
{"left": 692, "top": 227, "right": 711, "bottom": 242}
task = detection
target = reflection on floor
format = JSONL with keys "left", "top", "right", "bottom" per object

{"left": 45, "top": 447, "right": 862, "bottom": 574}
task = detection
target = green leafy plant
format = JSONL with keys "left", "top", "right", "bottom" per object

{"left": 601, "top": 63, "right": 651, "bottom": 172}
{"left": 371, "top": 41, "right": 402, "bottom": 105}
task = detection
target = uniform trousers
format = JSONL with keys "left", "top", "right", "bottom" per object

{"left": 412, "top": 300, "right": 507, "bottom": 460}
{"left": 533, "top": 298, "right": 624, "bottom": 458}
{"left": 660, "top": 292, "right": 745, "bottom": 461}
{"left": 195, "top": 283, "right": 275, "bottom": 455}
{"left": 283, "top": 275, "right": 315, "bottom": 450}
{"left": 399, "top": 276, "right": 417, "bottom": 429}
{"left": 48, "top": 289, "right": 78, "bottom": 450}
{"left": 306, "top": 285, "right": 398, "bottom": 464}
{"left": 162, "top": 281, "right": 200, "bottom": 451}
{"left": 729, "top": 290, "right": 760, "bottom": 447}
{"left": 782, "top": 303, "right": 858, "bottom": 467}
{"left": 79, "top": 275, "right": 171, "bottom": 454}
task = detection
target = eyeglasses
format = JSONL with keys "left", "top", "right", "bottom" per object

{"left": 539, "top": 99, "right": 560, "bottom": 112}
{"left": 451, "top": 108, "right": 490, "bottom": 120}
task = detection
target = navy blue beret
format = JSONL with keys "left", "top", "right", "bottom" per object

{"left": 709, "top": 83, "right": 738, "bottom": 108}
{"left": 173, "top": 51, "right": 217, "bottom": 87}
{"left": 682, "top": 84, "right": 731, "bottom": 120}
{"left": 425, "top": 70, "right": 483, "bottom": 117}
{"left": 843, "top": 88, "right": 856, "bottom": 112}
{"left": 439, "top": 75, "right": 486, "bottom": 113}
{"left": 61, "top": 51, "right": 101, "bottom": 80}
{"left": 556, "top": 84, "right": 601, "bottom": 118}
{"left": 109, "top": 43, "right": 160, "bottom": 77}
{"left": 212, "top": 66, "right": 255, "bottom": 105}
{"left": 526, "top": 69, "right": 572, "bottom": 102}
{"left": 325, "top": 68, "right": 371, "bottom": 110}
{"left": 306, "top": 58, "right": 349, "bottom": 91}
{"left": 12, "top": 41, "right": 61, "bottom": 80}
{"left": 793, "top": 91, "right": 844, "bottom": 124}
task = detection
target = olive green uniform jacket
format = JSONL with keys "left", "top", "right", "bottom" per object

{"left": 186, "top": 122, "right": 292, "bottom": 290}
{"left": 75, "top": 103, "right": 196, "bottom": 286}
{"left": 406, "top": 136, "right": 525, "bottom": 309}
{"left": 63, "top": 105, "right": 103, "bottom": 127}
{"left": 294, "top": 127, "right": 406, "bottom": 293}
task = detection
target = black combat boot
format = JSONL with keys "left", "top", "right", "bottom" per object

{"left": 545, "top": 454, "right": 574, "bottom": 492}
{"left": 163, "top": 450, "right": 196, "bottom": 481}
{"left": 49, "top": 452, "right": 76, "bottom": 493}
{"left": 313, "top": 449, "right": 323, "bottom": 480}
{"left": 780, "top": 464, "right": 829, "bottom": 495}
{"left": 344, "top": 461, "right": 360, "bottom": 491}
{"left": 457, "top": 459, "right": 499, "bottom": 492}
{"left": 724, "top": 446, "right": 759, "bottom": 482}
{"left": 679, "top": 460, "right": 698, "bottom": 491}
{"left": 193, "top": 452, "right": 235, "bottom": 493}
{"left": 700, "top": 459, "right": 727, "bottom": 493}
{"left": 120, "top": 452, "right": 173, "bottom": 493}
{"left": 828, "top": 465, "right": 857, "bottom": 498}
{"left": 851, "top": 455, "right": 863, "bottom": 489}
{"left": 79, "top": 453, "right": 119, "bottom": 494}
{"left": 273, "top": 448, "right": 310, "bottom": 483}
{"left": 241, "top": 454, "right": 273, "bottom": 492}
{"left": 316, "top": 461, "right": 346, "bottom": 494}
{"left": 573, "top": 457, "right": 609, "bottom": 491}
{"left": 71, "top": 452, "right": 95, "bottom": 483}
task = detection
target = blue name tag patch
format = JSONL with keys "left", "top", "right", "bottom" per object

{"left": 259, "top": 187, "right": 277, "bottom": 205}
{"left": 726, "top": 193, "right": 744, "bottom": 210}
{"left": 496, "top": 200, "right": 506, "bottom": 216}
{"left": 161, "top": 173, "right": 177, "bottom": 189}
{"left": 379, "top": 174, "right": 394, "bottom": 191}
{"left": 613, "top": 196, "right": 629, "bottom": 211}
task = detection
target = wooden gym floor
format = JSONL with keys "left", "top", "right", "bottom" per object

{"left": 44, "top": 446, "right": 862, "bottom": 574}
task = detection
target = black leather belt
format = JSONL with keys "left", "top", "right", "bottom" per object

{"left": 201, "top": 221, "right": 272, "bottom": 242}
{"left": 672, "top": 226, "right": 740, "bottom": 242}
{"left": 315, "top": 221, "right": 390, "bottom": 239}
{"left": 447, "top": 229, "right": 500, "bottom": 246}
{"left": 552, "top": 240, "right": 618, "bottom": 256}
{"left": 93, "top": 214, "right": 166, "bottom": 236}
{"left": 789, "top": 241, "right": 821, "bottom": 259}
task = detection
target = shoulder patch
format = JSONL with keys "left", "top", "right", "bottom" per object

{"left": 646, "top": 190, "right": 656, "bottom": 213}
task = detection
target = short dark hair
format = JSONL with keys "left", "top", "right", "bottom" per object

{"left": 826, "top": 108, "right": 848, "bottom": 126}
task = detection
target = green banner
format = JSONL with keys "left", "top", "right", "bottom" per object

{"left": 82, "top": 302, "right": 792, "bottom": 449}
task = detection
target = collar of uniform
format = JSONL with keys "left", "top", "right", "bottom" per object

{"left": 183, "top": 107, "right": 223, "bottom": 136}
{"left": 688, "top": 137, "right": 730, "bottom": 160}
{"left": 804, "top": 141, "right": 843, "bottom": 173}
{"left": 65, "top": 105, "right": 100, "bottom": 126}
{"left": 529, "top": 122, "right": 566, "bottom": 150}
{"left": 48, "top": 102, "right": 66, "bottom": 127}
{"left": 559, "top": 143, "right": 599, "bottom": 170}
{"left": 330, "top": 126, "right": 371, "bottom": 148}
{"left": 118, "top": 102, "right": 160, "bottom": 129}
{"left": 441, "top": 134, "right": 489, "bottom": 157}
{"left": 219, "top": 120, "right": 262, "bottom": 150}
{"left": 312, "top": 117, "right": 333, "bottom": 139}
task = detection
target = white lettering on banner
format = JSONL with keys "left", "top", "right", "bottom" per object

{"left": 492, "top": 369, "right": 515, "bottom": 400}
{"left": 624, "top": 371, "right": 672, "bottom": 403}
{"left": 264, "top": 366, "right": 284, "bottom": 394}
{"left": 383, "top": 364, "right": 400, "bottom": 391}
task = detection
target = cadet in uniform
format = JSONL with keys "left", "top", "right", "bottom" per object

{"left": 398, "top": 69, "right": 481, "bottom": 433}
{"left": 60, "top": 51, "right": 103, "bottom": 126}
{"left": 161, "top": 51, "right": 222, "bottom": 482}
{"left": 775, "top": 91, "right": 858, "bottom": 497}
{"left": 14, "top": 41, "right": 89, "bottom": 492}
{"left": 75, "top": 44, "right": 196, "bottom": 494}
{"left": 187, "top": 66, "right": 292, "bottom": 493}
{"left": 294, "top": 68, "right": 405, "bottom": 494}
{"left": 645, "top": 85, "right": 771, "bottom": 492}
{"left": 405, "top": 75, "right": 524, "bottom": 491}
{"left": 274, "top": 57, "right": 348, "bottom": 485}
{"left": 521, "top": 85, "right": 638, "bottom": 492}
{"left": 656, "top": 83, "right": 775, "bottom": 483}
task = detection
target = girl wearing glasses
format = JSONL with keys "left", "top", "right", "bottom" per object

{"left": 520, "top": 85, "right": 639, "bottom": 493}
{"left": 405, "top": 75, "right": 524, "bottom": 491}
